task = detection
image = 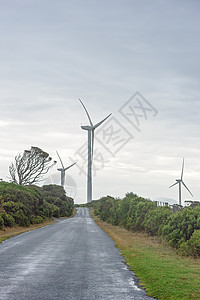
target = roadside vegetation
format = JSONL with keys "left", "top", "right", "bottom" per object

{"left": 87, "top": 193, "right": 200, "bottom": 257}
{"left": 0, "top": 181, "right": 74, "bottom": 233}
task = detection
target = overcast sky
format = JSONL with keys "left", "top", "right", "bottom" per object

{"left": 0, "top": 0, "right": 200, "bottom": 204}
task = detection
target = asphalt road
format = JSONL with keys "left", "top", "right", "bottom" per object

{"left": 0, "top": 208, "right": 155, "bottom": 300}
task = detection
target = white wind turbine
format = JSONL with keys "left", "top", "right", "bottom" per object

{"left": 56, "top": 151, "right": 76, "bottom": 188}
{"left": 169, "top": 158, "right": 193, "bottom": 206}
{"left": 79, "top": 98, "right": 111, "bottom": 203}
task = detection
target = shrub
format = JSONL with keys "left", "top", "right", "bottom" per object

{"left": 97, "top": 196, "right": 115, "bottom": 222}
{"left": 13, "top": 210, "right": 30, "bottom": 227}
{"left": 108, "top": 200, "right": 120, "bottom": 225}
{"left": 0, "top": 182, "right": 75, "bottom": 227}
{"left": 42, "top": 185, "right": 74, "bottom": 217}
{"left": 0, "top": 211, "right": 15, "bottom": 227}
{"left": 42, "top": 201, "right": 55, "bottom": 218}
{"left": 0, "top": 215, "right": 4, "bottom": 230}
{"left": 31, "top": 216, "right": 44, "bottom": 224}
{"left": 2, "top": 201, "right": 25, "bottom": 214}
{"left": 0, "top": 182, "right": 40, "bottom": 216}
{"left": 143, "top": 206, "right": 172, "bottom": 236}
{"left": 178, "top": 230, "right": 200, "bottom": 257}
{"left": 42, "top": 201, "right": 60, "bottom": 218}
{"left": 161, "top": 207, "right": 200, "bottom": 248}
{"left": 128, "top": 200, "right": 156, "bottom": 232}
{"left": 117, "top": 193, "right": 140, "bottom": 228}
{"left": 51, "top": 204, "right": 60, "bottom": 218}
{"left": 118, "top": 197, "right": 132, "bottom": 228}
{"left": 187, "top": 230, "right": 200, "bottom": 257}
{"left": 43, "top": 207, "right": 50, "bottom": 218}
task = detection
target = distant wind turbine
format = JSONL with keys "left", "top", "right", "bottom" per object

{"left": 56, "top": 151, "right": 76, "bottom": 188}
{"left": 79, "top": 98, "right": 111, "bottom": 203}
{"left": 169, "top": 158, "right": 193, "bottom": 206}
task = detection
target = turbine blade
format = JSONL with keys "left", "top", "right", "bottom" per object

{"left": 56, "top": 151, "right": 64, "bottom": 169}
{"left": 182, "top": 181, "right": 194, "bottom": 197}
{"left": 64, "top": 162, "right": 76, "bottom": 171}
{"left": 169, "top": 182, "right": 178, "bottom": 188}
{"left": 181, "top": 158, "right": 184, "bottom": 180}
{"left": 79, "top": 98, "right": 93, "bottom": 126}
{"left": 93, "top": 113, "right": 112, "bottom": 129}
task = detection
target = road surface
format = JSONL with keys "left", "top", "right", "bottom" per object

{"left": 0, "top": 208, "right": 155, "bottom": 300}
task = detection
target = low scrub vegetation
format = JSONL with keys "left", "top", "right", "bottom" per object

{"left": 88, "top": 192, "right": 200, "bottom": 257}
{"left": 0, "top": 182, "right": 74, "bottom": 229}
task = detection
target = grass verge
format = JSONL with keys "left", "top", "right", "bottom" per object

{"left": 0, "top": 208, "right": 77, "bottom": 243}
{"left": 90, "top": 210, "right": 200, "bottom": 300}
{"left": 0, "top": 207, "right": 78, "bottom": 244}
{"left": 0, "top": 219, "right": 56, "bottom": 243}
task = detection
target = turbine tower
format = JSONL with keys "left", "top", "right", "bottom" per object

{"left": 79, "top": 98, "right": 111, "bottom": 203}
{"left": 169, "top": 158, "right": 193, "bottom": 206}
{"left": 56, "top": 151, "right": 76, "bottom": 188}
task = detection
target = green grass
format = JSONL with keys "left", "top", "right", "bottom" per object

{"left": 122, "top": 248, "right": 200, "bottom": 299}
{"left": 91, "top": 210, "right": 200, "bottom": 300}
{"left": 0, "top": 236, "right": 10, "bottom": 243}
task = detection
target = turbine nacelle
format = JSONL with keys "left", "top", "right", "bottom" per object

{"left": 81, "top": 125, "right": 93, "bottom": 131}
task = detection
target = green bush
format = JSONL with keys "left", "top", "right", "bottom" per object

{"left": 42, "top": 201, "right": 60, "bottom": 218}
{"left": 178, "top": 230, "right": 200, "bottom": 257}
{"left": 0, "top": 215, "right": 4, "bottom": 230}
{"left": 143, "top": 206, "right": 172, "bottom": 236}
{"left": 108, "top": 200, "right": 120, "bottom": 225}
{"left": 13, "top": 210, "right": 30, "bottom": 227}
{"left": 41, "top": 185, "right": 74, "bottom": 217}
{"left": 0, "top": 182, "right": 75, "bottom": 228}
{"left": 0, "top": 182, "right": 40, "bottom": 216}
{"left": 161, "top": 206, "right": 200, "bottom": 248}
{"left": 115, "top": 193, "right": 140, "bottom": 228}
{"left": 97, "top": 196, "right": 115, "bottom": 222}
{"left": 42, "top": 207, "right": 50, "bottom": 218}
{"left": 51, "top": 204, "right": 60, "bottom": 218}
{"left": 187, "top": 230, "right": 200, "bottom": 257}
{"left": 31, "top": 216, "right": 44, "bottom": 224}
{"left": 2, "top": 201, "right": 25, "bottom": 214}
{"left": 128, "top": 199, "right": 156, "bottom": 231}
{"left": 0, "top": 211, "right": 15, "bottom": 227}
{"left": 118, "top": 196, "right": 132, "bottom": 228}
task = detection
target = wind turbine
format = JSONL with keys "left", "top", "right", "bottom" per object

{"left": 56, "top": 151, "right": 76, "bottom": 188}
{"left": 169, "top": 158, "right": 193, "bottom": 206}
{"left": 79, "top": 98, "right": 111, "bottom": 203}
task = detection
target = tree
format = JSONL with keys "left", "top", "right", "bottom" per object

{"left": 9, "top": 146, "right": 56, "bottom": 185}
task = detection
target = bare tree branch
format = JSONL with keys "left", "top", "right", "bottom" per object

{"left": 9, "top": 146, "right": 57, "bottom": 185}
